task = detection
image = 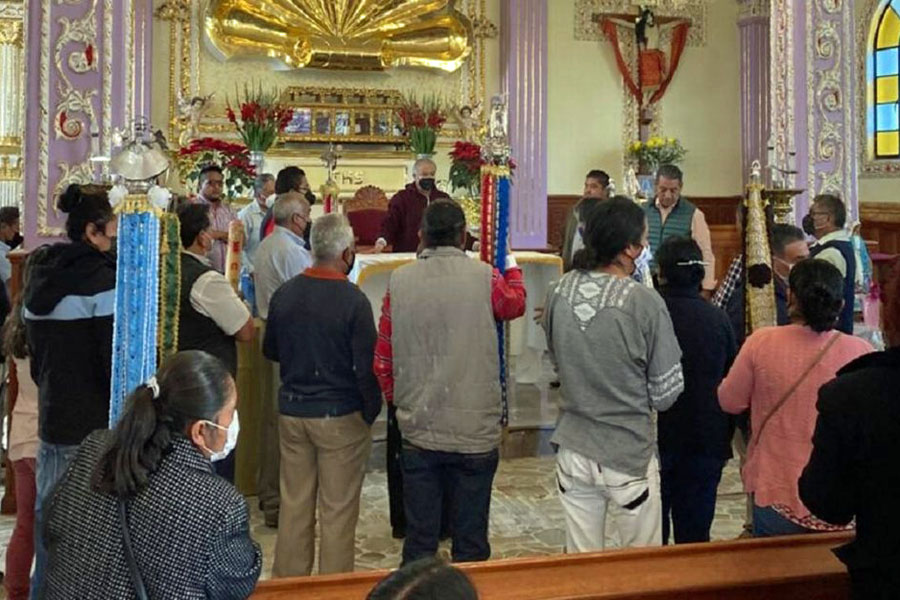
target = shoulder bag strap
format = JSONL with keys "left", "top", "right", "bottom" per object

{"left": 118, "top": 498, "right": 150, "bottom": 600}
{"left": 751, "top": 331, "right": 842, "bottom": 449}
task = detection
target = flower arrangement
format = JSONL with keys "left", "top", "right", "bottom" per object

{"left": 225, "top": 82, "right": 293, "bottom": 152}
{"left": 628, "top": 136, "right": 687, "bottom": 172}
{"left": 448, "top": 141, "right": 483, "bottom": 195}
{"left": 175, "top": 137, "right": 256, "bottom": 198}
{"left": 396, "top": 92, "right": 447, "bottom": 156}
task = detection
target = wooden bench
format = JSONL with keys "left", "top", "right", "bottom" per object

{"left": 251, "top": 532, "right": 852, "bottom": 599}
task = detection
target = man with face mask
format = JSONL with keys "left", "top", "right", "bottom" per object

{"left": 176, "top": 203, "right": 255, "bottom": 482}
{"left": 374, "top": 157, "right": 451, "bottom": 253}
{"left": 260, "top": 166, "right": 316, "bottom": 243}
{"left": 804, "top": 194, "right": 856, "bottom": 334}
{"left": 252, "top": 192, "right": 313, "bottom": 527}
{"left": 238, "top": 173, "right": 275, "bottom": 314}
{"left": 643, "top": 165, "right": 716, "bottom": 295}
{"left": 264, "top": 213, "right": 380, "bottom": 577}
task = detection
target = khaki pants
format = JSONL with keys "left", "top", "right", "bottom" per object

{"left": 257, "top": 357, "right": 281, "bottom": 520}
{"left": 273, "top": 412, "right": 371, "bottom": 577}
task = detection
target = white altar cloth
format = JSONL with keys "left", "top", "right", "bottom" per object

{"left": 349, "top": 251, "right": 563, "bottom": 384}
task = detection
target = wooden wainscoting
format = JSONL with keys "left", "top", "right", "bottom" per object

{"left": 547, "top": 195, "right": 742, "bottom": 283}
{"left": 860, "top": 202, "right": 900, "bottom": 256}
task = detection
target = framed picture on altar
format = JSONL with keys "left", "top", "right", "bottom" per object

{"left": 284, "top": 108, "right": 311, "bottom": 134}
{"left": 355, "top": 112, "right": 371, "bottom": 135}
{"left": 335, "top": 111, "right": 351, "bottom": 136}
{"left": 374, "top": 112, "right": 390, "bottom": 136}
{"left": 314, "top": 111, "right": 331, "bottom": 135}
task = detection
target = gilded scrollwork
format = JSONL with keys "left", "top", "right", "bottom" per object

{"left": 806, "top": 0, "right": 855, "bottom": 206}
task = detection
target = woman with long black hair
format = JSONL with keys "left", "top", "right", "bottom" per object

{"left": 40, "top": 351, "right": 262, "bottom": 599}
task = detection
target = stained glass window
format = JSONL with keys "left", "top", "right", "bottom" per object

{"left": 874, "top": 1, "right": 900, "bottom": 158}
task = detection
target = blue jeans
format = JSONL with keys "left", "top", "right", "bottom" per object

{"left": 30, "top": 441, "right": 79, "bottom": 600}
{"left": 401, "top": 443, "right": 498, "bottom": 565}
{"left": 660, "top": 452, "right": 726, "bottom": 544}
{"left": 752, "top": 504, "right": 816, "bottom": 537}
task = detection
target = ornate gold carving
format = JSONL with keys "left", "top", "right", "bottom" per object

{"left": 860, "top": 201, "right": 900, "bottom": 223}
{"left": 203, "top": 0, "right": 473, "bottom": 73}
{"left": 575, "top": 0, "right": 708, "bottom": 47}
{"left": 858, "top": 0, "right": 900, "bottom": 177}
{"left": 806, "top": 0, "right": 855, "bottom": 216}
{"left": 0, "top": 18, "right": 22, "bottom": 46}
{"left": 0, "top": 155, "right": 21, "bottom": 181}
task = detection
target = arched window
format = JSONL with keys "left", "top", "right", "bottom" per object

{"left": 872, "top": 0, "right": 900, "bottom": 159}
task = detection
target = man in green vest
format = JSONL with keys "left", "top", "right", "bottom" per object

{"left": 643, "top": 164, "right": 716, "bottom": 296}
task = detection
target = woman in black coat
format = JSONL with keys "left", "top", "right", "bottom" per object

{"left": 656, "top": 237, "right": 737, "bottom": 544}
{"left": 800, "top": 268, "right": 900, "bottom": 599}
{"left": 41, "top": 351, "right": 262, "bottom": 599}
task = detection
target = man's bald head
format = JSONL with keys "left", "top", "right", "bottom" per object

{"left": 273, "top": 191, "right": 310, "bottom": 237}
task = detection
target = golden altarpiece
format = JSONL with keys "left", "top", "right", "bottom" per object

{"left": 153, "top": 0, "right": 499, "bottom": 200}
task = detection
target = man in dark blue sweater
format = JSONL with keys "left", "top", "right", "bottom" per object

{"left": 263, "top": 213, "right": 381, "bottom": 577}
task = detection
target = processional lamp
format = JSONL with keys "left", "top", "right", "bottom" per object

{"left": 106, "top": 119, "right": 179, "bottom": 426}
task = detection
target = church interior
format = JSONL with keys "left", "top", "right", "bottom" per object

{"left": 0, "top": 0, "right": 899, "bottom": 598}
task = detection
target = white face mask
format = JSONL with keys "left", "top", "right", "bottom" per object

{"left": 202, "top": 410, "right": 240, "bottom": 462}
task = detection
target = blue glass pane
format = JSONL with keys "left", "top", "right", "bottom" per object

{"left": 876, "top": 102, "right": 900, "bottom": 131}
{"left": 868, "top": 104, "right": 876, "bottom": 136}
{"left": 878, "top": 48, "right": 900, "bottom": 76}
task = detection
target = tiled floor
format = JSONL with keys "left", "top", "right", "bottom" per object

{"left": 243, "top": 457, "right": 747, "bottom": 579}
{"left": 0, "top": 359, "right": 748, "bottom": 588}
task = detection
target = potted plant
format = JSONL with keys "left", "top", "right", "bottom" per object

{"left": 628, "top": 136, "right": 687, "bottom": 175}
{"left": 225, "top": 82, "right": 293, "bottom": 170}
{"left": 396, "top": 92, "right": 447, "bottom": 157}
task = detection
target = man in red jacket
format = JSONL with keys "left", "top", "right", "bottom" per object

{"left": 374, "top": 158, "right": 450, "bottom": 253}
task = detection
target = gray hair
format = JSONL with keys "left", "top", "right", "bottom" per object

{"left": 310, "top": 213, "right": 354, "bottom": 261}
{"left": 413, "top": 157, "right": 436, "bottom": 177}
{"left": 253, "top": 173, "right": 275, "bottom": 196}
{"left": 272, "top": 191, "right": 308, "bottom": 226}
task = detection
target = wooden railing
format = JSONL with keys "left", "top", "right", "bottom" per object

{"left": 251, "top": 532, "right": 852, "bottom": 600}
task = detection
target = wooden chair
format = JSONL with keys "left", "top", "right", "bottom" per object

{"left": 343, "top": 185, "right": 388, "bottom": 213}
{"left": 345, "top": 186, "right": 389, "bottom": 249}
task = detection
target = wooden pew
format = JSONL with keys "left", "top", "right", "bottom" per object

{"left": 251, "top": 532, "right": 852, "bottom": 600}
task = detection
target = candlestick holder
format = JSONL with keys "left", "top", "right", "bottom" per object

{"left": 762, "top": 188, "right": 804, "bottom": 224}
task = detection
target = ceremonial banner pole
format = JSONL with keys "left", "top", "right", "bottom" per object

{"left": 743, "top": 160, "right": 776, "bottom": 336}
{"left": 480, "top": 95, "right": 514, "bottom": 426}
{"left": 224, "top": 220, "right": 245, "bottom": 292}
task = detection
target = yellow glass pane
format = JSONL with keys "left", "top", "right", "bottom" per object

{"left": 876, "top": 131, "right": 900, "bottom": 156}
{"left": 877, "top": 7, "right": 900, "bottom": 49}
{"left": 877, "top": 77, "right": 900, "bottom": 103}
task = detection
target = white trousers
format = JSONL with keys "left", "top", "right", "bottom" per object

{"left": 556, "top": 447, "right": 662, "bottom": 553}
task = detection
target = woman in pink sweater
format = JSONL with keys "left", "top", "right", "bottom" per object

{"left": 718, "top": 258, "right": 872, "bottom": 537}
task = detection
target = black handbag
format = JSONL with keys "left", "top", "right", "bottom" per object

{"left": 118, "top": 499, "right": 150, "bottom": 600}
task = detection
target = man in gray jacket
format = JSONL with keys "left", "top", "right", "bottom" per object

{"left": 374, "top": 201, "right": 526, "bottom": 565}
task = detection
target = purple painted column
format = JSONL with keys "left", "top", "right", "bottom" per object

{"left": 23, "top": 0, "right": 154, "bottom": 249}
{"left": 738, "top": 8, "right": 770, "bottom": 187}
{"left": 501, "top": 0, "right": 548, "bottom": 249}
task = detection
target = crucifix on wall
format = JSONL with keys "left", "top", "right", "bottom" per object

{"left": 593, "top": 4, "right": 691, "bottom": 142}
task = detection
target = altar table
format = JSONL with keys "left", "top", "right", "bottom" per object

{"left": 349, "top": 251, "right": 563, "bottom": 384}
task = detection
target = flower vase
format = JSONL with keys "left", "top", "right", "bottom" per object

{"left": 249, "top": 150, "right": 266, "bottom": 175}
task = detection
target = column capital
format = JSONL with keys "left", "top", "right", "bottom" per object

{"left": 738, "top": 0, "right": 770, "bottom": 21}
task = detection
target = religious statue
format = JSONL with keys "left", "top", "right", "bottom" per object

{"left": 319, "top": 143, "right": 342, "bottom": 213}
{"left": 482, "top": 94, "right": 510, "bottom": 162}
{"left": 451, "top": 102, "right": 483, "bottom": 142}
{"left": 176, "top": 93, "right": 214, "bottom": 147}
{"left": 204, "top": 0, "right": 473, "bottom": 73}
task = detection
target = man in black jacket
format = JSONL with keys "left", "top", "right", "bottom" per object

{"left": 800, "top": 274, "right": 899, "bottom": 599}
{"left": 264, "top": 213, "right": 380, "bottom": 577}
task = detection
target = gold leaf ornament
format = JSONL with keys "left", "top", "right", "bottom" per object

{"left": 204, "top": 0, "right": 473, "bottom": 72}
